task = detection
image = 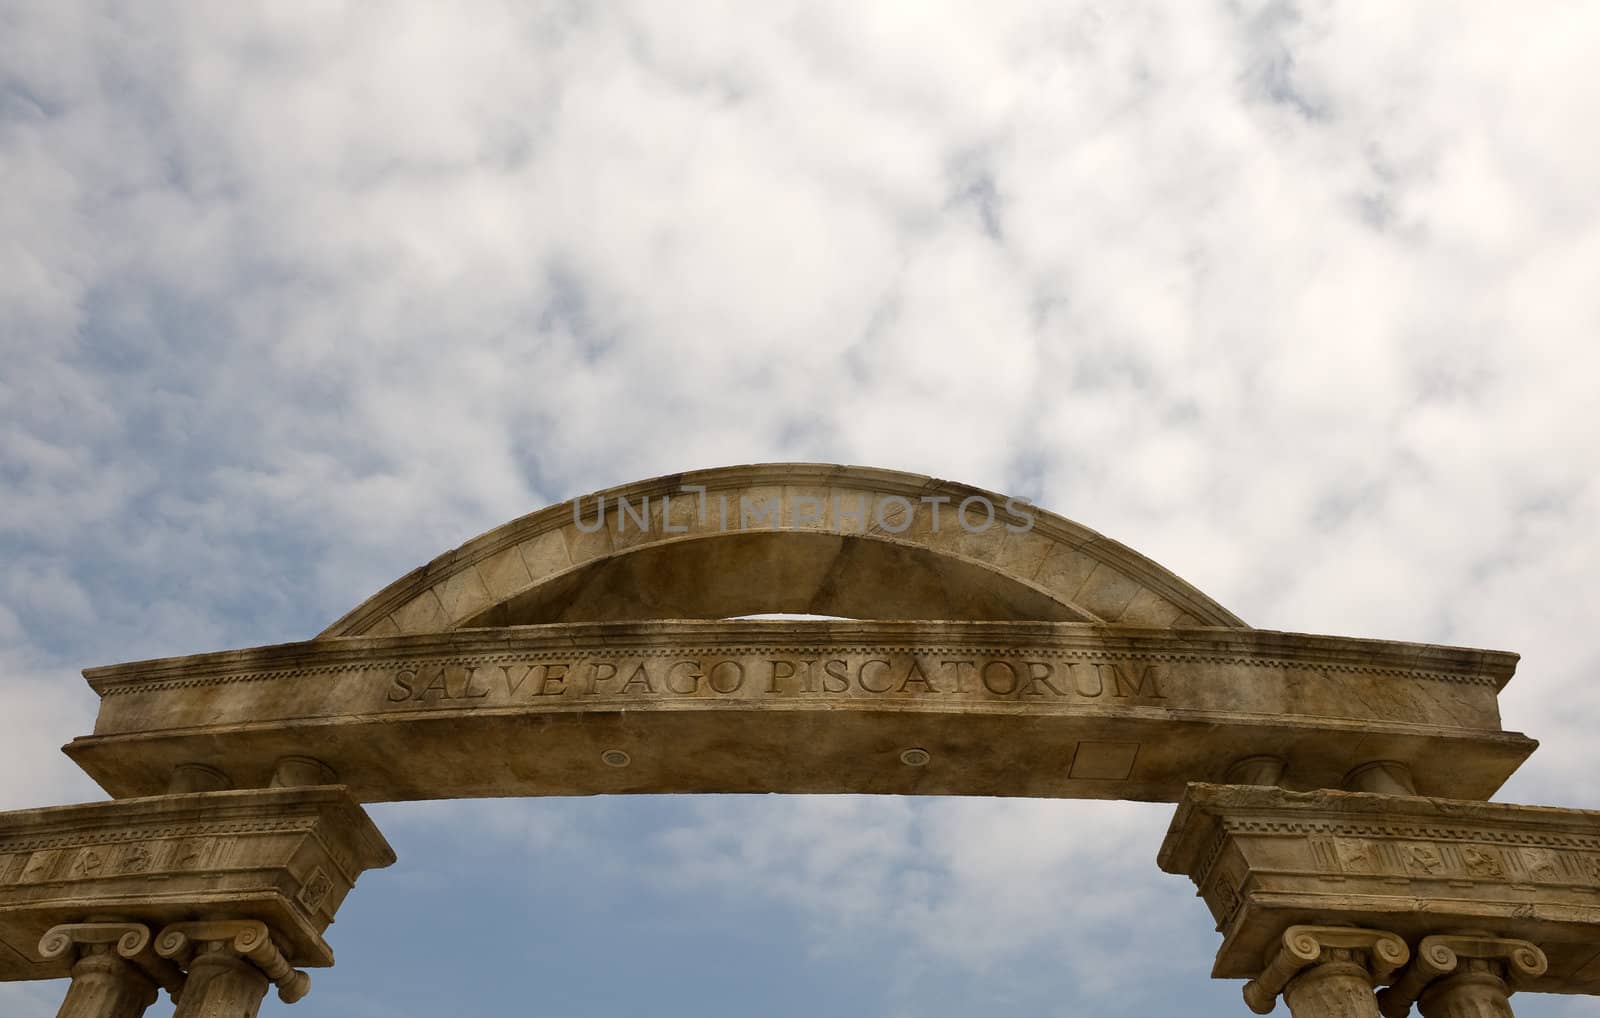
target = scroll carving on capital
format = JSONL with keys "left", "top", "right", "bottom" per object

{"left": 1158, "top": 783, "right": 1600, "bottom": 996}
{"left": 1377, "top": 935, "right": 1548, "bottom": 1018}
{"left": 156, "top": 920, "right": 310, "bottom": 1004}
{"left": 38, "top": 922, "right": 185, "bottom": 1000}
{"left": 1244, "top": 926, "right": 1409, "bottom": 1015}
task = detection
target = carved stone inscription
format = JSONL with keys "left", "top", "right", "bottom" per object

{"left": 72, "top": 624, "right": 1531, "bottom": 802}
{"left": 378, "top": 652, "right": 1171, "bottom": 708}
{"left": 83, "top": 623, "right": 1512, "bottom": 738}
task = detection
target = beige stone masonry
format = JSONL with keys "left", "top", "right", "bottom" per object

{"left": 1379, "top": 934, "right": 1548, "bottom": 1018}
{"left": 1159, "top": 783, "right": 1600, "bottom": 996}
{"left": 0, "top": 787, "right": 394, "bottom": 981}
{"left": 39, "top": 923, "right": 183, "bottom": 1002}
{"left": 5, "top": 462, "right": 1596, "bottom": 1013}
{"left": 1244, "top": 926, "right": 1410, "bottom": 1016}
{"left": 157, "top": 920, "right": 309, "bottom": 1007}
{"left": 37, "top": 923, "right": 173, "bottom": 1018}
{"left": 66, "top": 620, "right": 1530, "bottom": 803}
{"left": 317, "top": 464, "right": 1245, "bottom": 636}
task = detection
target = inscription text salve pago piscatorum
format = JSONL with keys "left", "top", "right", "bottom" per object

{"left": 381, "top": 652, "right": 1170, "bottom": 707}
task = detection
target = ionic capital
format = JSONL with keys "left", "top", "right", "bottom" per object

{"left": 155, "top": 920, "right": 310, "bottom": 1004}
{"left": 1377, "top": 935, "right": 1547, "bottom": 1018}
{"left": 1244, "top": 926, "right": 1409, "bottom": 1015}
{"left": 38, "top": 922, "right": 185, "bottom": 999}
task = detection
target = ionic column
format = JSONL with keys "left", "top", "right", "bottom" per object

{"left": 157, "top": 920, "right": 310, "bottom": 1018}
{"left": 165, "top": 763, "right": 231, "bottom": 793}
{"left": 268, "top": 755, "right": 337, "bottom": 788}
{"left": 1244, "top": 927, "right": 1409, "bottom": 1018}
{"left": 1343, "top": 761, "right": 1418, "bottom": 795}
{"left": 1226, "top": 756, "right": 1288, "bottom": 787}
{"left": 52, "top": 952, "right": 155, "bottom": 1018}
{"left": 1377, "top": 935, "right": 1547, "bottom": 1018}
{"left": 37, "top": 923, "right": 183, "bottom": 1018}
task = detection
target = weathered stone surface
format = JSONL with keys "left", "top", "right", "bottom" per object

{"left": 1380, "top": 934, "right": 1547, "bottom": 1018}
{"left": 1284, "top": 957, "right": 1385, "bottom": 1018}
{"left": 11, "top": 461, "right": 1595, "bottom": 1011}
{"left": 66, "top": 621, "right": 1531, "bottom": 803}
{"left": 1158, "top": 784, "right": 1600, "bottom": 995}
{"left": 170, "top": 943, "right": 272, "bottom": 1018}
{"left": 0, "top": 787, "right": 394, "bottom": 980}
{"left": 38, "top": 922, "right": 183, "bottom": 1005}
{"left": 158, "top": 920, "right": 310, "bottom": 1010}
{"left": 1244, "top": 926, "right": 1408, "bottom": 1016}
{"left": 317, "top": 464, "right": 1246, "bottom": 635}
{"left": 46, "top": 941, "right": 159, "bottom": 1018}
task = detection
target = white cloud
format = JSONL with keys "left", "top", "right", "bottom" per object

{"left": 4, "top": 2, "right": 1600, "bottom": 1014}
{"left": 0, "top": 660, "right": 104, "bottom": 812}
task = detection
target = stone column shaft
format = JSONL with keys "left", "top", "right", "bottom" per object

{"left": 54, "top": 949, "right": 158, "bottom": 1018}
{"left": 172, "top": 947, "right": 271, "bottom": 1018}
{"left": 1418, "top": 969, "right": 1514, "bottom": 1018}
{"left": 1282, "top": 954, "right": 1382, "bottom": 1018}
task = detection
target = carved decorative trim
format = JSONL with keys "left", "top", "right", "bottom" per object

{"left": 1221, "top": 819, "right": 1600, "bottom": 849}
{"left": 0, "top": 818, "right": 320, "bottom": 856}
{"left": 1377, "top": 935, "right": 1548, "bottom": 1018}
{"left": 1194, "top": 828, "right": 1232, "bottom": 896}
{"left": 303, "top": 832, "right": 361, "bottom": 889}
{"left": 1186, "top": 817, "right": 1600, "bottom": 896}
{"left": 38, "top": 922, "right": 185, "bottom": 997}
{"left": 294, "top": 865, "right": 334, "bottom": 917}
{"left": 1159, "top": 785, "right": 1600, "bottom": 993}
{"left": 94, "top": 645, "right": 1503, "bottom": 697}
{"left": 1242, "top": 926, "right": 1408, "bottom": 1015}
{"left": 157, "top": 920, "right": 309, "bottom": 1004}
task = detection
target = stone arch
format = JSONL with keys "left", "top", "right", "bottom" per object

{"left": 64, "top": 462, "right": 1531, "bottom": 808}
{"left": 16, "top": 463, "right": 1564, "bottom": 1018}
{"left": 318, "top": 463, "right": 1245, "bottom": 637}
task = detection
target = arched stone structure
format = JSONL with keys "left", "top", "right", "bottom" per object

{"left": 2, "top": 464, "right": 1595, "bottom": 1018}
{"left": 318, "top": 464, "right": 1245, "bottom": 634}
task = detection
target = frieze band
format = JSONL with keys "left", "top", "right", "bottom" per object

{"left": 380, "top": 655, "right": 1169, "bottom": 704}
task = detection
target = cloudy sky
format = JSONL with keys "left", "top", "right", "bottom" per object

{"left": 4, "top": 1, "right": 1600, "bottom": 1015}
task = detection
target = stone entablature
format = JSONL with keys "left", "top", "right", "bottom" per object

{"left": 1159, "top": 784, "right": 1600, "bottom": 996}
{"left": 0, "top": 787, "right": 394, "bottom": 981}
{"left": 65, "top": 621, "right": 1531, "bottom": 802}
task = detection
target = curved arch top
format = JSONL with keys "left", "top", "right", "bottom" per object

{"left": 319, "top": 464, "right": 1245, "bottom": 637}
{"left": 68, "top": 464, "right": 1537, "bottom": 811}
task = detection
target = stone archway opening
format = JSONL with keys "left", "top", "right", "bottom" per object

{"left": 453, "top": 531, "right": 1096, "bottom": 626}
